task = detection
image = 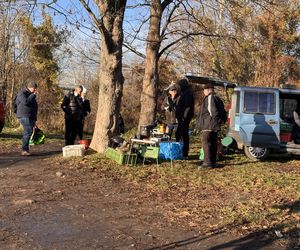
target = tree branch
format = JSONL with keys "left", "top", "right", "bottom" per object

{"left": 78, "top": 0, "right": 105, "bottom": 35}
{"left": 123, "top": 43, "right": 146, "bottom": 59}
{"left": 161, "top": 0, "right": 173, "bottom": 11}
{"left": 158, "top": 31, "right": 219, "bottom": 59}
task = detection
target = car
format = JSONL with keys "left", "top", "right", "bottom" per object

{"left": 186, "top": 75, "right": 300, "bottom": 161}
{"left": 0, "top": 98, "right": 4, "bottom": 133}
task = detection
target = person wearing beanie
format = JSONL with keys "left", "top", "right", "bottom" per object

{"left": 175, "top": 78, "right": 195, "bottom": 159}
{"left": 78, "top": 85, "right": 91, "bottom": 140}
{"left": 61, "top": 85, "right": 84, "bottom": 145}
{"left": 15, "top": 82, "right": 38, "bottom": 156}
{"left": 162, "top": 82, "right": 180, "bottom": 138}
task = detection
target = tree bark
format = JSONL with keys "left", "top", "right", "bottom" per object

{"left": 88, "top": 0, "right": 126, "bottom": 153}
{"left": 138, "top": 0, "right": 163, "bottom": 129}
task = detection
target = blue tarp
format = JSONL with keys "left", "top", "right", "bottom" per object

{"left": 159, "top": 142, "right": 183, "bottom": 160}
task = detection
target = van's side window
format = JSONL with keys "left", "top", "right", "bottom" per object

{"left": 244, "top": 91, "right": 275, "bottom": 114}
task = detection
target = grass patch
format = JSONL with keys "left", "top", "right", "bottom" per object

{"left": 2, "top": 131, "right": 300, "bottom": 243}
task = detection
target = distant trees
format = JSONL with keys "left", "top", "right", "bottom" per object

{"left": 21, "top": 13, "right": 67, "bottom": 129}
{"left": 177, "top": 0, "right": 300, "bottom": 87}
{"left": 2, "top": 0, "right": 299, "bottom": 145}
{"left": 0, "top": 1, "right": 67, "bottom": 130}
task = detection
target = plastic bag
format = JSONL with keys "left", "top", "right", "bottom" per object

{"left": 29, "top": 126, "right": 45, "bottom": 145}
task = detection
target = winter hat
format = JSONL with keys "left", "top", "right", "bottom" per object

{"left": 27, "top": 82, "right": 38, "bottom": 89}
{"left": 203, "top": 82, "right": 214, "bottom": 89}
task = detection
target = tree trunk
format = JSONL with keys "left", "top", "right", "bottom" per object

{"left": 89, "top": 0, "right": 126, "bottom": 153}
{"left": 138, "top": 0, "right": 163, "bottom": 129}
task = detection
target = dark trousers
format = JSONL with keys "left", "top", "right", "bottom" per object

{"left": 176, "top": 120, "right": 190, "bottom": 157}
{"left": 202, "top": 131, "right": 218, "bottom": 166}
{"left": 77, "top": 120, "right": 84, "bottom": 140}
{"left": 65, "top": 118, "right": 80, "bottom": 145}
{"left": 18, "top": 117, "right": 35, "bottom": 151}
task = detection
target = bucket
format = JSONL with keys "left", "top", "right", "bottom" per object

{"left": 79, "top": 139, "right": 91, "bottom": 150}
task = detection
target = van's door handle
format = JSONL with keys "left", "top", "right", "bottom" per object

{"left": 267, "top": 119, "right": 278, "bottom": 125}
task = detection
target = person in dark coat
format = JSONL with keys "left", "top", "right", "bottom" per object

{"left": 197, "top": 83, "right": 223, "bottom": 168}
{"left": 77, "top": 86, "right": 91, "bottom": 140}
{"left": 15, "top": 82, "right": 38, "bottom": 156}
{"left": 162, "top": 83, "right": 179, "bottom": 138}
{"left": 61, "top": 85, "right": 83, "bottom": 145}
{"left": 175, "top": 78, "right": 194, "bottom": 159}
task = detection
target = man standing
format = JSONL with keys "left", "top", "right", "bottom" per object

{"left": 61, "top": 85, "right": 83, "bottom": 145}
{"left": 197, "top": 83, "right": 225, "bottom": 168}
{"left": 15, "top": 82, "right": 38, "bottom": 156}
{"left": 175, "top": 78, "right": 194, "bottom": 159}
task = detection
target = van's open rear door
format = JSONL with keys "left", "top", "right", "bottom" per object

{"left": 186, "top": 75, "right": 237, "bottom": 89}
{"left": 239, "top": 87, "right": 280, "bottom": 148}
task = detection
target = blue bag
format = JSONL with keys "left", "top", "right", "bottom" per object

{"left": 159, "top": 142, "right": 183, "bottom": 160}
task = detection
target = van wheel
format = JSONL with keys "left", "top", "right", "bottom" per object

{"left": 244, "top": 146, "right": 268, "bottom": 161}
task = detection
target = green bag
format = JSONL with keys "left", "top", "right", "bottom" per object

{"left": 29, "top": 127, "right": 45, "bottom": 145}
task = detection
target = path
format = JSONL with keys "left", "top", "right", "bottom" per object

{"left": 0, "top": 141, "right": 283, "bottom": 249}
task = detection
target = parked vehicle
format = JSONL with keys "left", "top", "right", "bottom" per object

{"left": 187, "top": 75, "right": 300, "bottom": 161}
{"left": 0, "top": 98, "right": 4, "bottom": 133}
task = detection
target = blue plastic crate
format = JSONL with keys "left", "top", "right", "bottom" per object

{"left": 159, "top": 142, "right": 183, "bottom": 160}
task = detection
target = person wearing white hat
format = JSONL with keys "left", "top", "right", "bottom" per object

{"left": 78, "top": 85, "right": 91, "bottom": 140}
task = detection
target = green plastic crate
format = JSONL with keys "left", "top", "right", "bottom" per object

{"left": 106, "top": 147, "right": 137, "bottom": 165}
{"left": 280, "top": 122, "right": 293, "bottom": 132}
{"left": 141, "top": 146, "right": 160, "bottom": 159}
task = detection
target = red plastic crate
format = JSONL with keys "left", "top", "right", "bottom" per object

{"left": 280, "top": 132, "right": 291, "bottom": 142}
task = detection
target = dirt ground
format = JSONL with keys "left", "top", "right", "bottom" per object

{"left": 0, "top": 136, "right": 296, "bottom": 249}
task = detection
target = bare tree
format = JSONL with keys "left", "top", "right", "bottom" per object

{"left": 137, "top": 0, "right": 217, "bottom": 128}
{"left": 78, "top": 0, "right": 127, "bottom": 152}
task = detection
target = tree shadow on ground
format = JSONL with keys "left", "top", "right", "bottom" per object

{"left": 0, "top": 132, "right": 65, "bottom": 140}
{"left": 274, "top": 199, "right": 300, "bottom": 214}
{"left": 148, "top": 199, "right": 300, "bottom": 250}
{"left": 0, "top": 132, "right": 22, "bottom": 139}
{"left": 0, "top": 150, "right": 62, "bottom": 169}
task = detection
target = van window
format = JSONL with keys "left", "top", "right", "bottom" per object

{"left": 236, "top": 91, "right": 240, "bottom": 114}
{"left": 244, "top": 91, "right": 275, "bottom": 114}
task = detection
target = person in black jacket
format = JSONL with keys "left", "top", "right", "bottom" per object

{"left": 61, "top": 85, "right": 83, "bottom": 145}
{"left": 162, "top": 83, "right": 179, "bottom": 138}
{"left": 77, "top": 86, "right": 91, "bottom": 140}
{"left": 175, "top": 78, "right": 194, "bottom": 159}
{"left": 197, "top": 83, "right": 224, "bottom": 168}
{"left": 15, "top": 82, "right": 38, "bottom": 156}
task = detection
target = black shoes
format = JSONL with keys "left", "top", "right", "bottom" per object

{"left": 198, "top": 162, "right": 217, "bottom": 169}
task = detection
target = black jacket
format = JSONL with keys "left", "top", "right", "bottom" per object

{"left": 82, "top": 99, "right": 91, "bottom": 118}
{"left": 61, "top": 91, "right": 83, "bottom": 121}
{"left": 176, "top": 83, "right": 194, "bottom": 123}
{"left": 15, "top": 88, "right": 38, "bottom": 121}
{"left": 197, "top": 93, "right": 222, "bottom": 131}
{"left": 162, "top": 95, "right": 179, "bottom": 124}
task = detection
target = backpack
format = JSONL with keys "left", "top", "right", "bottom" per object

{"left": 214, "top": 96, "right": 227, "bottom": 124}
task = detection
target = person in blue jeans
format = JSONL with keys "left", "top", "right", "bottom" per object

{"left": 15, "top": 82, "right": 38, "bottom": 156}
